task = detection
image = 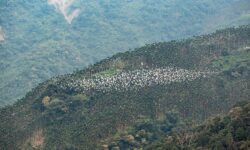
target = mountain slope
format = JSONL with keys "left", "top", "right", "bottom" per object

{"left": 0, "top": 25, "right": 250, "bottom": 149}
{"left": 146, "top": 101, "right": 250, "bottom": 150}
{"left": 1, "top": 0, "right": 250, "bottom": 106}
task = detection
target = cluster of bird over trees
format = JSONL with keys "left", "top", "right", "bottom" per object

{"left": 58, "top": 67, "right": 216, "bottom": 93}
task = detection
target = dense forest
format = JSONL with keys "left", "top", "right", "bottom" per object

{"left": 0, "top": 0, "right": 250, "bottom": 106}
{"left": 104, "top": 101, "right": 250, "bottom": 150}
{"left": 0, "top": 25, "right": 250, "bottom": 149}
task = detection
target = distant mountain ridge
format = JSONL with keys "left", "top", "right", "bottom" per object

{"left": 0, "top": 25, "right": 249, "bottom": 149}
{"left": 0, "top": 0, "right": 250, "bottom": 106}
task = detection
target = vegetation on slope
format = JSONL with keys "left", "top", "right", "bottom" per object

{"left": 146, "top": 101, "right": 250, "bottom": 150}
{"left": 1, "top": 0, "right": 250, "bottom": 106}
{"left": 0, "top": 26, "right": 250, "bottom": 149}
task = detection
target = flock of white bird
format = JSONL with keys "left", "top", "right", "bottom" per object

{"left": 58, "top": 67, "right": 216, "bottom": 93}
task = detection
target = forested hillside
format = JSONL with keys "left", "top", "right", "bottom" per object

{"left": 0, "top": 25, "right": 249, "bottom": 149}
{"left": 1, "top": 0, "right": 250, "bottom": 106}
{"left": 146, "top": 101, "right": 250, "bottom": 150}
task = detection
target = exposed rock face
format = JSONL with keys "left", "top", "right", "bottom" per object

{"left": 48, "top": 0, "right": 81, "bottom": 24}
{"left": 0, "top": 26, "right": 4, "bottom": 42}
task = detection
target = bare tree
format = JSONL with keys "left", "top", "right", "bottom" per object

{"left": 0, "top": 26, "right": 4, "bottom": 42}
